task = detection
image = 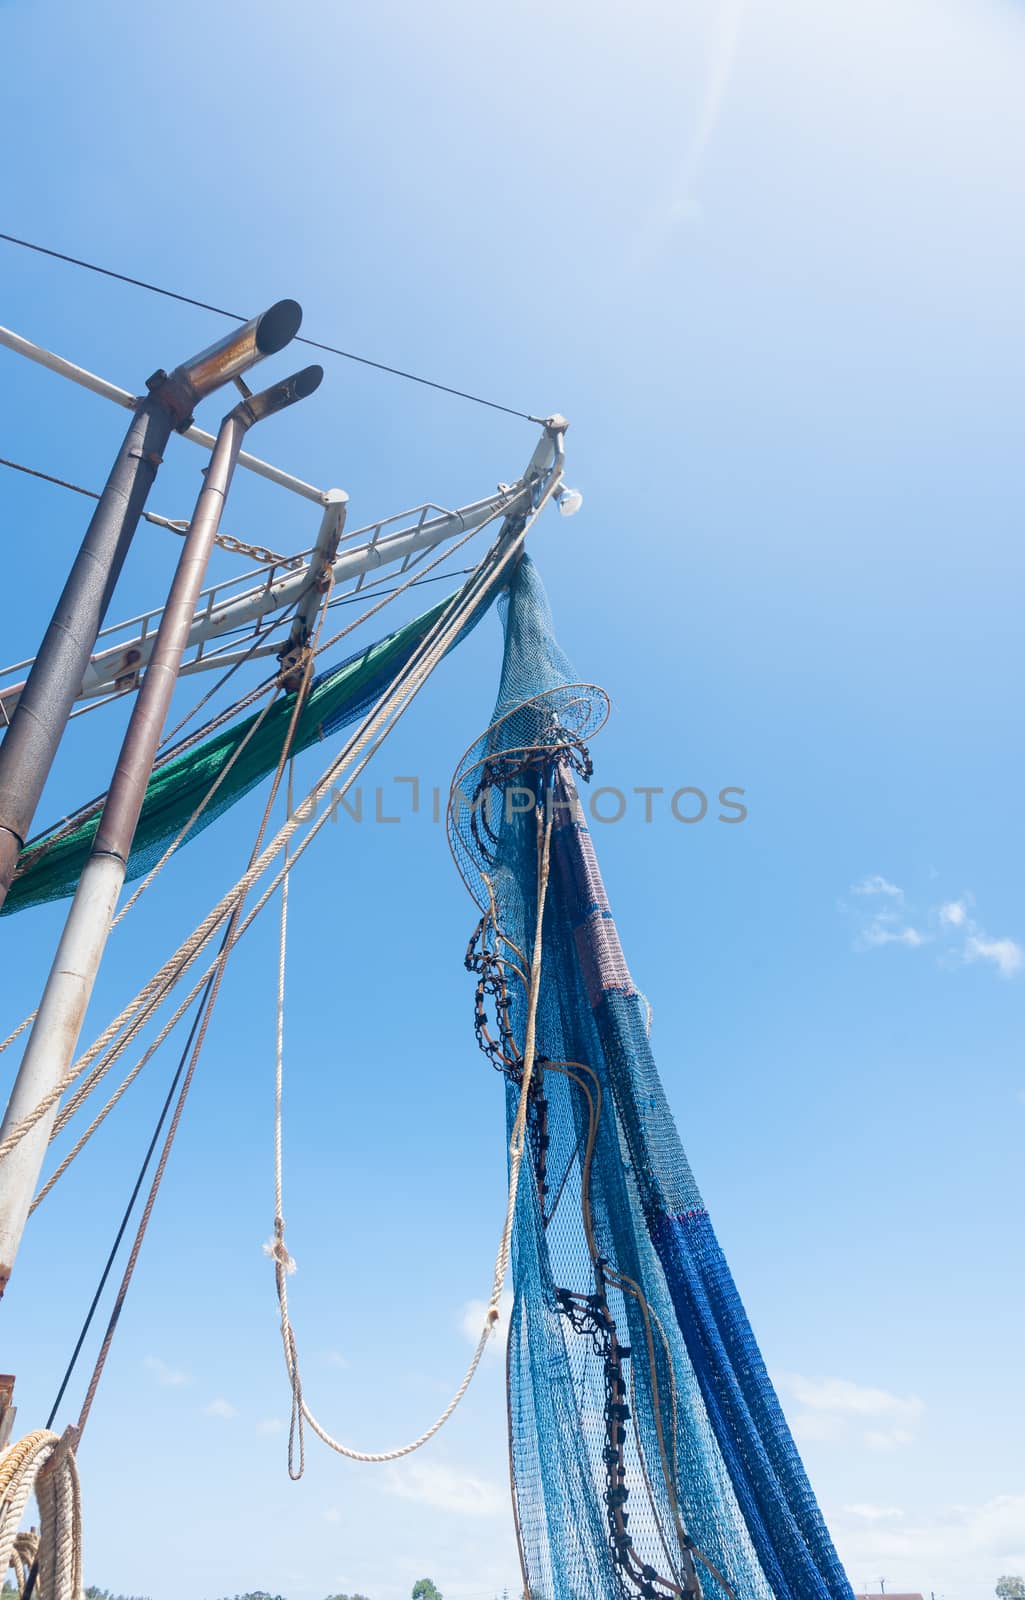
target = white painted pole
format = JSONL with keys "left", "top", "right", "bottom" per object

{"left": 0, "top": 323, "right": 328, "bottom": 505}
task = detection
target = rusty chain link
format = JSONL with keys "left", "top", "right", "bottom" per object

{"left": 0, "top": 456, "right": 303, "bottom": 570}
{"left": 142, "top": 512, "right": 304, "bottom": 569}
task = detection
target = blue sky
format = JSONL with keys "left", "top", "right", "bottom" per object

{"left": 1, "top": 0, "right": 1023, "bottom": 1597}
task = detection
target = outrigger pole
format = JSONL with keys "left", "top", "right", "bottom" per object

{"left": 0, "top": 301, "right": 302, "bottom": 912}
{"left": 0, "top": 329, "right": 321, "bottom": 1300}
{"left": 0, "top": 322, "right": 564, "bottom": 718}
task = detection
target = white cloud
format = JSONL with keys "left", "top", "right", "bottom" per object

{"left": 320, "top": 1349, "right": 349, "bottom": 1370}
{"left": 842, "top": 1504, "right": 905, "bottom": 1522}
{"left": 256, "top": 1417, "right": 286, "bottom": 1436}
{"left": 384, "top": 1461, "right": 506, "bottom": 1519}
{"left": 965, "top": 934, "right": 1025, "bottom": 979}
{"left": 844, "top": 877, "right": 1023, "bottom": 981}
{"left": 863, "top": 1427, "right": 915, "bottom": 1452}
{"left": 845, "top": 879, "right": 925, "bottom": 952}
{"left": 789, "top": 1411, "right": 846, "bottom": 1445}
{"left": 833, "top": 1493, "right": 1025, "bottom": 1594}
{"left": 779, "top": 1374, "right": 923, "bottom": 1452}
{"left": 461, "top": 1288, "right": 514, "bottom": 1358}
{"left": 202, "top": 1397, "right": 238, "bottom": 1420}
{"left": 144, "top": 1356, "right": 192, "bottom": 1388}
{"left": 859, "top": 924, "right": 925, "bottom": 949}
{"left": 852, "top": 876, "right": 904, "bottom": 900}
{"left": 322, "top": 1506, "right": 341, "bottom": 1525}
{"left": 781, "top": 1375, "right": 923, "bottom": 1422}
{"left": 933, "top": 891, "right": 1024, "bottom": 977}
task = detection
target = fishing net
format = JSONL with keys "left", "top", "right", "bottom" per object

{"left": 449, "top": 555, "right": 853, "bottom": 1600}
{"left": 4, "top": 588, "right": 484, "bottom": 918}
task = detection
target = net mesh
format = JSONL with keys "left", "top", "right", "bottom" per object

{"left": 450, "top": 555, "right": 854, "bottom": 1600}
{"left": 4, "top": 589, "right": 483, "bottom": 918}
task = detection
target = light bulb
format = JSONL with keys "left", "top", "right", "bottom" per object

{"left": 556, "top": 485, "right": 583, "bottom": 518}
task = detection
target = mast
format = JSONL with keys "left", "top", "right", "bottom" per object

{"left": 0, "top": 346, "right": 320, "bottom": 1300}
{"left": 0, "top": 301, "right": 302, "bottom": 912}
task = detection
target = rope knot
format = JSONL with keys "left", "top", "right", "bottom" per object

{"left": 263, "top": 1232, "right": 296, "bottom": 1274}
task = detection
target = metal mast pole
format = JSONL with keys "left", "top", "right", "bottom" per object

{"left": 0, "top": 363, "right": 322, "bottom": 1298}
{"left": 0, "top": 299, "right": 302, "bottom": 910}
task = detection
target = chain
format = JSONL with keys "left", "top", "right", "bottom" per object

{"left": 0, "top": 456, "right": 303, "bottom": 570}
{"left": 142, "top": 512, "right": 304, "bottom": 569}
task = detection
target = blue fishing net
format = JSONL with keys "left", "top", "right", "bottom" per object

{"left": 449, "top": 555, "right": 853, "bottom": 1600}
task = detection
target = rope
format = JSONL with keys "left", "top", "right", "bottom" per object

{"left": 8, "top": 1530, "right": 38, "bottom": 1595}
{"left": 267, "top": 798, "right": 554, "bottom": 1466}
{"left": 0, "top": 1430, "right": 82, "bottom": 1600}
{"left": 31, "top": 960, "right": 217, "bottom": 1211}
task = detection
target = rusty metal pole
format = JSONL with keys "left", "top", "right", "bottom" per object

{"left": 0, "top": 363, "right": 322, "bottom": 1299}
{"left": 0, "top": 299, "right": 303, "bottom": 912}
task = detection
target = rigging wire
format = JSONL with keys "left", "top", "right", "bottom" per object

{"left": 0, "top": 453, "right": 296, "bottom": 568}
{"left": 0, "top": 232, "right": 545, "bottom": 423}
{"left": 42, "top": 981, "right": 213, "bottom": 1431}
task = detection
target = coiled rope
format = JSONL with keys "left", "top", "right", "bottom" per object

{"left": 0, "top": 1429, "right": 82, "bottom": 1600}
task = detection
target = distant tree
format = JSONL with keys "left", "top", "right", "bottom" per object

{"left": 412, "top": 1582, "right": 442, "bottom": 1600}
{"left": 83, "top": 1590, "right": 149, "bottom": 1600}
{"left": 996, "top": 1580, "right": 1025, "bottom": 1600}
{"left": 214, "top": 1593, "right": 286, "bottom": 1600}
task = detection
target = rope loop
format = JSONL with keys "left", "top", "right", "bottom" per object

{"left": 0, "top": 1428, "right": 82, "bottom": 1600}
{"left": 265, "top": 771, "right": 556, "bottom": 1468}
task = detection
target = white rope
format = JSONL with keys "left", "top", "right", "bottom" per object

{"left": 0, "top": 1430, "right": 82, "bottom": 1600}
{"left": 267, "top": 799, "right": 553, "bottom": 1466}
